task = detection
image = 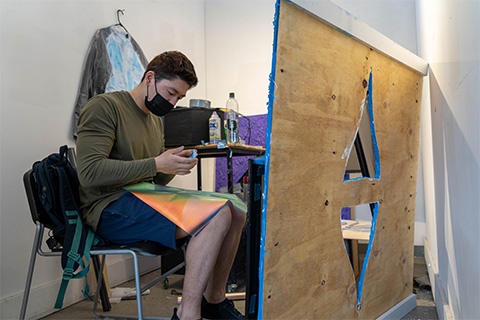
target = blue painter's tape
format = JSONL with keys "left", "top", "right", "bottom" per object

{"left": 258, "top": 1, "right": 281, "bottom": 319}
{"left": 354, "top": 71, "right": 381, "bottom": 310}
{"left": 356, "top": 202, "right": 379, "bottom": 310}
{"left": 368, "top": 71, "right": 381, "bottom": 179}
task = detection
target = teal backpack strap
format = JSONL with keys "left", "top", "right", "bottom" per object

{"left": 75, "top": 229, "right": 96, "bottom": 278}
{"left": 52, "top": 157, "right": 101, "bottom": 309}
{"left": 54, "top": 212, "right": 85, "bottom": 309}
{"left": 78, "top": 229, "right": 97, "bottom": 300}
{"left": 55, "top": 220, "right": 98, "bottom": 307}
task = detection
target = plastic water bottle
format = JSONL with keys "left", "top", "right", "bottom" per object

{"left": 209, "top": 111, "right": 221, "bottom": 144}
{"left": 243, "top": 176, "right": 249, "bottom": 203}
{"left": 226, "top": 92, "right": 239, "bottom": 143}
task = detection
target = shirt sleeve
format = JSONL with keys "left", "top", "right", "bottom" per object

{"left": 154, "top": 172, "right": 175, "bottom": 186}
{"left": 76, "top": 95, "right": 157, "bottom": 189}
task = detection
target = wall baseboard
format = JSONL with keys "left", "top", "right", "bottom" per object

{"left": 424, "top": 237, "right": 454, "bottom": 320}
{"left": 376, "top": 293, "right": 417, "bottom": 320}
{"left": 1, "top": 255, "right": 161, "bottom": 320}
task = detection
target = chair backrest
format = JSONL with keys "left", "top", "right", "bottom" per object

{"left": 23, "top": 169, "right": 54, "bottom": 229}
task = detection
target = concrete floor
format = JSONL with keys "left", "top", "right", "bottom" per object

{"left": 401, "top": 257, "right": 438, "bottom": 320}
{"left": 42, "top": 258, "right": 437, "bottom": 320}
{"left": 41, "top": 271, "right": 206, "bottom": 319}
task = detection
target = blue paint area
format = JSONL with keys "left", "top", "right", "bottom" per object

{"left": 258, "top": 1, "right": 281, "bottom": 318}
{"left": 252, "top": 156, "right": 266, "bottom": 165}
{"left": 341, "top": 207, "right": 351, "bottom": 220}
{"left": 356, "top": 202, "right": 379, "bottom": 310}
{"left": 341, "top": 174, "right": 352, "bottom": 219}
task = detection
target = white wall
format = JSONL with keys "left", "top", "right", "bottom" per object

{"left": 332, "top": 0, "right": 418, "bottom": 54}
{"left": 416, "top": 0, "right": 480, "bottom": 318}
{"left": 0, "top": 1, "right": 206, "bottom": 319}
{"left": 205, "top": 0, "right": 275, "bottom": 116}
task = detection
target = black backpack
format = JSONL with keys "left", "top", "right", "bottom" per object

{"left": 32, "top": 145, "right": 102, "bottom": 308}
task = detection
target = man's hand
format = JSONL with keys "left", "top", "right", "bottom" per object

{"left": 155, "top": 146, "right": 198, "bottom": 175}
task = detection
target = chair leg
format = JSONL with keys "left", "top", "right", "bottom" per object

{"left": 93, "top": 251, "right": 145, "bottom": 320}
{"left": 92, "top": 255, "right": 111, "bottom": 312}
{"left": 19, "top": 223, "right": 42, "bottom": 320}
{"left": 93, "top": 255, "right": 107, "bottom": 317}
{"left": 132, "top": 252, "right": 144, "bottom": 320}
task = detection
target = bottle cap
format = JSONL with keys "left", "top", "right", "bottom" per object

{"left": 229, "top": 92, "right": 235, "bottom": 98}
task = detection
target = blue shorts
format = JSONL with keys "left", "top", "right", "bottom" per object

{"left": 96, "top": 193, "right": 178, "bottom": 249}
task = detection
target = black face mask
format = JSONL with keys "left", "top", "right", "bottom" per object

{"left": 145, "top": 82, "right": 174, "bottom": 116}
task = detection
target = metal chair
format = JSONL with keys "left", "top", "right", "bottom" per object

{"left": 20, "top": 154, "right": 186, "bottom": 320}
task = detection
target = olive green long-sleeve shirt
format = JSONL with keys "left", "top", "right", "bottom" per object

{"left": 76, "top": 91, "right": 174, "bottom": 230}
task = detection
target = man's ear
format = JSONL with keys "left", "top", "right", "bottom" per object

{"left": 144, "top": 70, "right": 155, "bottom": 85}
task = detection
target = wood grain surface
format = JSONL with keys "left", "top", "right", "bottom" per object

{"left": 262, "top": 1, "right": 423, "bottom": 318}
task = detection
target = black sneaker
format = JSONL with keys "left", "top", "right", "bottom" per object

{"left": 171, "top": 306, "right": 205, "bottom": 320}
{"left": 201, "top": 296, "right": 244, "bottom": 320}
{"left": 171, "top": 307, "right": 180, "bottom": 320}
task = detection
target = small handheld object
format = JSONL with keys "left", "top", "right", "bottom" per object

{"left": 190, "top": 149, "right": 197, "bottom": 158}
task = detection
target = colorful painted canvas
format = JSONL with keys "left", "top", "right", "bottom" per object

{"left": 124, "top": 182, "right": 247, "bottom": 236}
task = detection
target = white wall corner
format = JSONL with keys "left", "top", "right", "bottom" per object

{"left": 424, "top": 237, "right": 454, "bottom": 320}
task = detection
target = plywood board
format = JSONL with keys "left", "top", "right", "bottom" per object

{"left": 261, "top": 1, "right": 424, "bottom": 318}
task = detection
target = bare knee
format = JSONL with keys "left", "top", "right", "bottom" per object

{"left": 208, "top": 205, "right": 232, "bottom": 234}
{"left": 232, "top": 207, "right": 246, "bottom": 228}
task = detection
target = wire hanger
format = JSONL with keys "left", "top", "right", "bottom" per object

{"left": 116, "top": 9, "right": 129, "bottom": 38}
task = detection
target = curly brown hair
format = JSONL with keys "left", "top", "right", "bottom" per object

{"left": 142, "top": 51, "right": 198, "bottom": 88}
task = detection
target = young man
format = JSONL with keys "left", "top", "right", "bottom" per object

{"left": 76, "top": 51, "right": 245, "bottom": 320}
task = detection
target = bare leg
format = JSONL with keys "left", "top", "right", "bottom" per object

{"left": 176, "top": 206, "right": 232, "bottom": 320}
{"left": 203, "top": 209, "right": 246, "bottom": 303}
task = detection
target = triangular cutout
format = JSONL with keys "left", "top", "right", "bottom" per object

{"left": 344, "top": 71, "right": 380, "bottom": 181}
{"left": 340, "top": 202, "right": 379, "bottom": 311}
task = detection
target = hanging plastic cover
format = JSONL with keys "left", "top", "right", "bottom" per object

{"left": 72, "top": 25, "right": 148, "bottom": 138}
